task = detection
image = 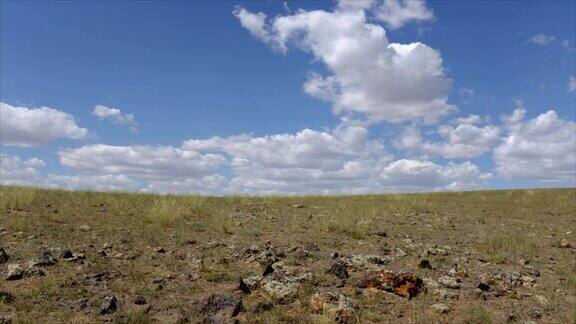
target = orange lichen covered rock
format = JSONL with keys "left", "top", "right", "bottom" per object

{"left": 358, "top": 271, "right": 423, "bottom": 298}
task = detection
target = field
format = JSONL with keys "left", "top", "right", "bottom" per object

{"left": 0, "top": 186, "right": 575, "bottom": 323}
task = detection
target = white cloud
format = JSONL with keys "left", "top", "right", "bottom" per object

{"left": 528, "top": 33, "right": 556, "bottom": 46}
{"left": 494, "top": 109, "right": 576, "bottom": 182}
{"left": 233, "top": 7, "right": 272, "bottom": 43}
{"left": 0, "top": 102, "right": 88, "bottom": 147}
{"left": 59, "top": 144, "right": 226, "bottom": 181}
{"left": 0, "top": 154, "right": 45, "bottom": 186}
{"left": 373, "top": 0, "right": 434, "bottom": 30}
{"left": 184, "top": 124, "right": 391, "bottom": 194}
{"left": 392, "top": 125, "right": 422, "bottom": 151}
{"left": 380, "top": 159, "right": 491, "bottom": 191}
{"left": 92, "top": 105, "right": 138, "bottom": 132}
{"left": 46, "top": 174, "right": 139, "bottom": 191}
{"left": 421, "top": 123, "right": 500, "bottom": 159}
{"left": 568, "top": 76, "right": 576, "bottom": 92}
{"left": 234, "top": 2, "right": 454, "bottom": 124}
{"left": 393, "top": 117, "right": 500, "bottom": 159}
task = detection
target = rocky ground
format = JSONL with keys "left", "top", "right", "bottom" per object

{"left": 0, "top": 187, "right": 575, "bottom": 323}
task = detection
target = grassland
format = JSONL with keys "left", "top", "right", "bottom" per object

{"left": 0, "top": 186, "right": 575, "bottom": 323}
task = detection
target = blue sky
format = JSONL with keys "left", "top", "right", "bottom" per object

{"left": 1, "top": 0, "right": 575, "bottom": 194}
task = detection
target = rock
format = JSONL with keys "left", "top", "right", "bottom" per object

{"left": 327, "top": 260, "right": 349, "bottom": 279}
{"left": 203, "top": 294, "right": 243, "bottom": 323}
{"left": 310, "top": 291, "right": 357, "bottom": 323}
{"left": 304, "top": 242, "right": 320, "bottom": 252}
{"left": 331, "top": 252, "right": 339, "bottom": 259}
{"left": 422, "top": 277, "right": 439, "bottom": 289}
{"left": 253, "top": 301, "right": 273, "bottom": 313}
{"left": 345, "top": 254, "right": 391, "bottom": 270}
{"left": 374, "top": 231, "right": 387, "bottom": 237}
{"left": 477, "top": 282, "right": 491, "bottom": 291}
{"left": 418, "top": 260, "right": 431, "bottom": 269}
{"left": 0, "top": 248, "right": 9, "bottom": 264}
{"left": 358, "top": 271, "right": 423, "bottom": 298}
{"left": 0, "top": 291, "right": 14, "bottom": 303}
{"left": 431, "top": 303, "right": 450, "bottom": 314}
{"left": 432, "top": 289, "right": 460, "bottom": 300}
{"left": 79, "top": 225, "right": 92, "bottom": 232}
{"left": 529, "top": 309, "right": 542, "bottom": 319}
{"left": 534, "top": 294, "right": 549, "bottom": 305}
{"left": 438, "top": 276, "right": 461, "bottom": 289}
{"left": 560, "top": 239, "right": 573, "bottom": 248}
{"left": 62, "top": 250, "right": 86, "bottom": 262}
{"left": 24, "top": 265, "right": 45, "bottom": 277}
{"left": 133, "top": 296, "right": 147, "bottom": 305}
{"left": 99, "top": 296, "right": 118, "bottom": 315}
{"left": 238, "top": 274, "right": 263, "bottom": 294}
{"left": 262, "top": 279, "right": 300, "bottom": 303}
{"left": 521, "top": 276, "right": 535, "bottom": 284}
{"left": 29, "top": 252, "right": 57, "bottom": 267}
{"left": 61, "top": 250, "right": 74, "bottom": 259}
{"left": 4, "top": 264, "right": 24, "bottom": 281}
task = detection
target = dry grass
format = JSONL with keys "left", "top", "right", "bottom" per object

{"left": 0, "top": 186, "right": 574, "bottom": 323}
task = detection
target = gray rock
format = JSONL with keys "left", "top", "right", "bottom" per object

{"left": 439, "top": 276, "right": 461, "bottom": 289}
{"left": 29, "top": 252, "right": 57, "bottom": 267}
{"left": 5, "top": 264, "right": 24, "bottom": 281}
{"left": 239, "top": 274, "right": 263, "bottom": 294}
{"left": 203, "top": 294, "right": 243, "bottom": 322}
{"left": 25, "top": 265, "right": 45, "bottom": 277}
{"left": 431, "top": 303, "right": 450, "bottom": 314}
{"left": 310, "top": 291, "right": 357, "bottom": 323}
{"left": 262, "top": 279, "right": 299, "bottom": 303}
{"left": 99, "top": 296, "right": 118, "bottom": 315}
{"left": 327, "top": 260, "right": 349, "bottom": 279}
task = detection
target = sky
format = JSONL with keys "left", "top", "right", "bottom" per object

{"left": 1, "top": 0, "right": 575, "bottom": 195}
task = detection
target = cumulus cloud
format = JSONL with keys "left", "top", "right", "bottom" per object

{"left": 46, "top": 174, "right": 140, "bottom": 191}
{"left": 184, "top": 124, "right": 391, "bottom": 194}
{"left": 381, "top": 159, "right": 492, "bottom": 191}
{"left": 528, "top": 33, "right": 556, "bottom": 45}
{"left": 59, "top": 144, "right": 225, "bottom": 181}
{"left": 92, "top": 105, "right": 138, "bottom": 132}
{"left": 494, "top": 108, "right": 576, "bottom": 182}
{"left": 569, "top": 76, "right": 576, "bottom": 92}
{"left": 0, "top": 102, "right": 88, "bottom": 147}
{"left": 373, "top": 0, "right": 434, "bottom": 30}
{"left": 421, "top": 123, "right": 500, "bottom": 159}
{"left": 394, "top": 117, "right": 500, "bottom": 159}
{"left": 0, "top": 154, "right": 45, "bottom": 186}
{"left": 234, "top": 1, "right": 454, "bottom": 124}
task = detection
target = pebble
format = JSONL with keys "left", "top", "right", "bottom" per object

{"left": 431, "top": 303, "right": 450, "bottom": 314}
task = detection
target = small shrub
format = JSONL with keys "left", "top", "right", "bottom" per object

{"left": 145, "top": 196, "right": 188, "bottom": 226}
